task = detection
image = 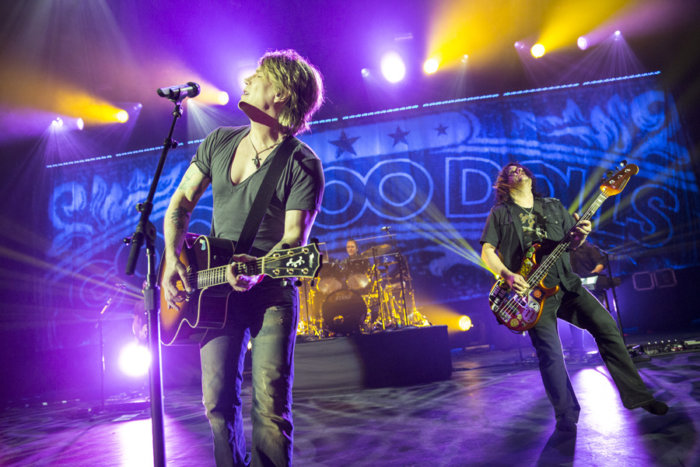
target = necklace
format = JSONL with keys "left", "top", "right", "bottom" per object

{"left": 249, "top": 136, "right": 281, "bottom": 169}
{"left": 517, "top": 203, "right": 534, "bottom": 217}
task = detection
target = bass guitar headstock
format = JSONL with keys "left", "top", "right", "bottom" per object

{"left": 600, "top": 160, "right": 639, "bottom": 197}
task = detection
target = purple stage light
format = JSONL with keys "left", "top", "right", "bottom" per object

{"left": 361, "top": 68, "right": 370, "bottom": 78}
{"left": 118, "top": 341, "right": 151, "bottom": 377}
{"left": 380, "top": 52, "right": 406, "bottom": 83}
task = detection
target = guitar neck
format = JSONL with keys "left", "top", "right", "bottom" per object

{"left": 527, "top": 192, "right": 608, "bottom": 287}
{"left": 196, "top": 259, "right": 264, "bottom": 289}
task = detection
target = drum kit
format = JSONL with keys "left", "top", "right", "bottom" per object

{"left": 298, "top": 234, "right": 422, "bottom": 336}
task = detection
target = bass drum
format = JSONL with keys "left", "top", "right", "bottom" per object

{"left": 322, "top": 289, "right": 367, "bottom": 335}
{"left": 316, "top": 261, "right": 344, "bottom": 295}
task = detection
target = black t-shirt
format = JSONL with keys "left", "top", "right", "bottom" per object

{"left": 191, "top": 126, "right": 325, "bottom": 253}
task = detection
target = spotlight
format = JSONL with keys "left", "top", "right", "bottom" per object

{"left": 423, "top": 57, "right": 439, "bottom": 74}
{"left": 217, "top": 91, "right": 229, "bottom": 106}
{"left": 577, "top": 36, "right": 588, "bottom": 50}
{"left": 458, "top": 315, "right": 473, "bottom": 331}
{"left": 51, "top": 117, "right": 64, "bottom": 129}
{"left": 76, "top": 117, "right": 84, "bottom": 131}
{"left": 361, "top": 68, "right": 370, "bottom": 78}
{"left": 530, "top": 43, "right": 545, "bottom": 58}
{"left": 614, "top": 30, "right": 621, "bottom": 37}
{"left": 514, "top": 41, "right": 524, "bottom": 50}
{"left": 116, "top": 110, "right": 129, "bottom": 123}
{"left": 380, "top": 51, "right": 406, "bottom": 83}
{"left": 118, "top": 342, "right": 151, "bottom": 377}
{"left": 461, "top": 54, "right": 469, "bottom": 64}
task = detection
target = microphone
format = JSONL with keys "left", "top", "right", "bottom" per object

{"left": 157, "top": 82, "right": 200, "bottom": 102}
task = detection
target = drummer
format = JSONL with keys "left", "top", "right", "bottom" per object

{"left": 344, "top": 239, "right": 369, "bottom": 268}
{"left": 342, "top": 239, "right": 371, "bottom": 289}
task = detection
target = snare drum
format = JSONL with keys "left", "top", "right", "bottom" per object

{"left": 322, "top": 289, "right": 367, "bottom": 335}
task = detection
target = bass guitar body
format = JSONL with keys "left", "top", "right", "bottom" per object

{"left": 488, "top": 243, "right": 559, "bottom": 332}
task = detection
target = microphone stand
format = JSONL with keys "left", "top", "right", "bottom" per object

{"left": 124, "top": 99, "right": 185, "bottom": 467}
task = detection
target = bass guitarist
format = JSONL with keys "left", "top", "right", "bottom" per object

{"left": 161, "top": 50, "right": 325, "bottom": 466}
{"left": 480, "top": 162, "right": 668, "bottom": 432}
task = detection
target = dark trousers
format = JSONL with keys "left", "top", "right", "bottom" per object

{"left": 200, "top": 283, "right": 298, "bottom": 467}
{"left": 528, "top": 282, "right": 654, "bottom": 423}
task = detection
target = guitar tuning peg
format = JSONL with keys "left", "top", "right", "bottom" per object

{"left": 309, "top": 279, "right": 316, "bottom": 287}
{"left": 619, "top": 159, "right": 627, "bottom": 167}
{"left": 605, "top": 171, "right": 613, "bottom": 179}
{"left": 294, "top": 279, "right": 302, "bottom": 287}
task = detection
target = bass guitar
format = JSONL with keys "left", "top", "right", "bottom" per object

{"left": 488, "top": 162, "right": 638, "bottom": 332}
{"left": 159, "top": 234, "right": 322, "bottom": 345}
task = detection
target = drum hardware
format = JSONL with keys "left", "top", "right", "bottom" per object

{"left": 300, "top": 231, "right": 423, "bottom": 336}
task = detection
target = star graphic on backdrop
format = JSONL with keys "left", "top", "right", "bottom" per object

{"left": 388, "top": 126, "right": 410, "bottom": 146}
{"left": 330, "top": 130, "right": 360, "bottom": 158}
{"left": 435, "top": 124, "right": 448, "bottom": 136}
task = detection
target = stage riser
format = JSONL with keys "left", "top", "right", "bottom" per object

{"left": 294, "top": 325, "right": 452, "bottom": 391}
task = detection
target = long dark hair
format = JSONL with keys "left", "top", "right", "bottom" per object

{"left": 493, "top": 162, "right": 541, "bottom": 205}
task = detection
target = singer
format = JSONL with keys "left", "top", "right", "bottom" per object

{"left": 161, "top": 49, "right": 324, "bottom": 467}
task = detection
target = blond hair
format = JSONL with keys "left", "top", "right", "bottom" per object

{"left": 259, "top": 49, "right": 324, "bottom": 136}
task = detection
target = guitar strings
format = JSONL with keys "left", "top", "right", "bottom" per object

{"left": 187, "top": 249, "right": 315, "bottom": 288}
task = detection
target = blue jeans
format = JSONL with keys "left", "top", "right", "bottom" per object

{"left": 528, "top": 282, "right": 654, "bottom": 423}
{"left": 200, "top": 280, "right": 298, "bottom": 467}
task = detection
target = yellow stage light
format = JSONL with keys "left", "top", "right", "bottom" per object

{"left": 458, "top": 315, "right": 473, "bottom": 331}
{"left": 530, "top": 43, "right": 546, "bottom": 58}
{"left": 216, "top": 91, "right": 230, "bottom": 106}
{"left": 116, "top": 110, "right": 129, "bottom": 123}
{"left": 423, "top": 57, "right": 440, "bottom": 74}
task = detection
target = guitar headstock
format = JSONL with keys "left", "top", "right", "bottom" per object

{"left": 262, "top": 243, "right": 323, "bottom": 279}
{"left": 600, "top": 161, "right": 639, "bottom": 196}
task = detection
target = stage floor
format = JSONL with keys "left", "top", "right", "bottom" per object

{"left": 1, "top": 342, "right": 698, "bottom": 466}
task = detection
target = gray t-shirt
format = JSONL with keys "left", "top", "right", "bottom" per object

{"left": 191, "top": 126, "right": 324, "bottom": 254}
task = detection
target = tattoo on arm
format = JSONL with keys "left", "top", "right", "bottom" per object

{"left": 170, "top": 207, "right": 190, "bottom": 233}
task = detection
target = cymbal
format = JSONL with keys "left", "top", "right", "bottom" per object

{"left": 360, "top": 244, "right": 392, "bottom": 258}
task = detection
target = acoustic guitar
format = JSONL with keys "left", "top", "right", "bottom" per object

{"left": 159, "top": 234, "right": 322, "bottom": 345}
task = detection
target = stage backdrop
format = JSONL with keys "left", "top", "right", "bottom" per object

{"left": 42, "top": 73, "right": 700, "bottom": 351}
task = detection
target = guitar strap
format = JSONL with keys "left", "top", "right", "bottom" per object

{"left": 233, "top": 135, "right": 300, "bottom": 255}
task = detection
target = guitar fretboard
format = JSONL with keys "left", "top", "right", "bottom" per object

{"left": 194, "top": 260, "right": 263, "bottom": 289}
{"left": 526, "top": 192, "right": 608, "bottom": 288}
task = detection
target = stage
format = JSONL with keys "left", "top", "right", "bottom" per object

{"left": 1, "top": 333, "right": 698, "bottom": 466}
